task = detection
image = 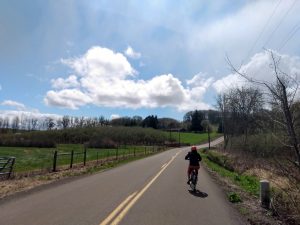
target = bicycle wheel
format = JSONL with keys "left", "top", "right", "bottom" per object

{"left": 190, "top": 172, "right": 197, "bottom": 191}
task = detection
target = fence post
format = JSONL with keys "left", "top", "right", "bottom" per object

{"left": 97, "top": 151, "right": 99, "bottom": 164}
{"left": 116, "top": 147, "right": 119, "bottom": 160}
{"left": 260, "top": 180, "right": 270, "bottom": 209}
{"left": 83, "top": 147, "right": 87, "bottom": 166}
{"left": 70, "top": 150, "right": 74, "bottom": 168}
{"left": 134, "top": 147, "right": 136, "bottom": 157}
{"left": 53, "top": 150, "right": 57, "bottom": 172}
{"left": 145, "top": 146, "right": 146, "bottom": 155}
{"left": 8, "top": 157, "right": 16, "bottom": 179}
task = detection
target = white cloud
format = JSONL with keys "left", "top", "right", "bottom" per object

{"left": 61, "top": 46, "right": 136, "bottom": 79}
{"left": 51, "top": 75, "right": 80, "bottom": 89}
{"left": 124, "top": 46, "right": 141, "bottom": 59}
{"left": 45, "top": 46, "right": 212, "bottom": 111}
{"left": 186, "top": 1, "right": 300, "bottom": 72}
{"left": 45, "top": 89, "right": 92, "bottom": 109}
{"left": 110, "top": 114, "right": 120, "bottom": 120}
{"left": 213, "top": 50, "right": 300, "bottom": 93}
{"left": 1, "top": 100, "right": 26, "bottom": 111}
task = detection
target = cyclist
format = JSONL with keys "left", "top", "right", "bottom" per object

{"left": 185, "top": 146, "right": 202, "bottom": 184}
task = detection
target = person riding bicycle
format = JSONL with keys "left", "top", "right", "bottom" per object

{"left": 185, "top": 146, "right": 202, "bottom": 184}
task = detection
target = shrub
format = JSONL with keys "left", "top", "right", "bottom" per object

{"left": 87, "top": 137, "right": 117, "bottom": 149}
{"left": 228, "top": 192, "right": 242, "bottom": 203}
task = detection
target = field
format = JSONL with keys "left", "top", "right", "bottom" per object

{"left": 0, "top": 132, "right": 221, "bottom": 173}
{"left": 0, "top": 145, "right": 160, "bottom": 172}
{"left": 166, "top": 131, "right": 221, "bottom": 145}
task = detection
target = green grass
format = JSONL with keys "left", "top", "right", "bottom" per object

{"left": 228, "top": 192, "right": 242, "bottom": 203}
{"left": 202, "top": 152, "right": 259, "bottom": 196}
{"left": 165, "top": 131, "right": 221, "bottom": 145}
{"left": 0, "top": 145, "right": 163, "bottom": 172}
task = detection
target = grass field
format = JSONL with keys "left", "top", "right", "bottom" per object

{"left": 0, "top": 132, "right": 222, "bottom": 173}
{"left": 166, "top": 131, "right": 221, "bottom": 145}
{"left": 0, "top": 145, "right": 160, "bottom": 172}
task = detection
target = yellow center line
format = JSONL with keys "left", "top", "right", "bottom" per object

{"left": 110, "top": 150, "right": 181, "bottom": 225}
{"left": 99, "top": 192, "right": 137, "bottom": 225}
{"left": 161, "top": 163, "right": 167, "bottom": 169}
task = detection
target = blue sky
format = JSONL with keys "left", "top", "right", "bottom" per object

{"left": 1, "top": 0, "right": 300, "bottom": 121}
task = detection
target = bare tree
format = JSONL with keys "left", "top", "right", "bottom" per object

{"left": 227, "top": 50, "right": 300, "bottom": 168}
{"left": 30, "top": 118, "right": 38, "bottom": 130}
{"left": 61, "top": 115, "right": 70, "bottom": 129}
{"left": 44, "top": 117, "right": 55, "bottom": 130}
{"left": 217, "top": 87, "right": 264, "bottom": 148}
{"left": 11, "top": 116, "right": 20, "bottom": 132}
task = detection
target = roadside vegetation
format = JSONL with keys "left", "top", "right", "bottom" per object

{"left": 216, "top": 51, "right": 300, "bottom": 225}
{"left": 166, "top": 131, "right": 221, "bottom": 145}
{"left": 202, "top": 150, "right": 260, "bottom": 196}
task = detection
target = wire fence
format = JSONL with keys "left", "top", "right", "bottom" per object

{"left": 52, "top": 145, "right": 166, "bottom": 172}
{"left": 0, "top": 145, "right": 167, "bottom": 179}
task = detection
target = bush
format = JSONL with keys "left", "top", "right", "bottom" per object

{"left": 207, "top": 152, "right": 235, "bottom": 172}
{"left": 228, "top": 192, "right": 242, "bottom": 203}
{"left": 86, "top": 138, "right": 117, "bottom": 149}
{"left": 0, "top": 126, "right": 168, "bottom": 147}
{"left": 0, "top": 135, "right": 56, "bottom": 148}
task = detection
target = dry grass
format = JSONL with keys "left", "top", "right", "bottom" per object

{"left": 210, "top": 143, "right": 300, "bottom": 225}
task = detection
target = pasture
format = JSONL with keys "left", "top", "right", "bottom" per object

{"left": 0, "top": 132, "right": 221, "bottom": 173}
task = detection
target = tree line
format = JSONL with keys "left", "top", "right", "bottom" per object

{"left": 0, "top": 110, "right": 222, "bottom": 133}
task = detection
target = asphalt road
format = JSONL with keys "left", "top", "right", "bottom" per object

{"left": 0, "top": 137, "right": 246, "bottom": 225}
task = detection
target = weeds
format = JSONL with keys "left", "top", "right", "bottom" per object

{"left": 228, "top": 192, "right": 242, "bottom": 203}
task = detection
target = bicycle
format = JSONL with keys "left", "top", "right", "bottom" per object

{"left": 189, "top": 169, "right": 198, "bottom": 192}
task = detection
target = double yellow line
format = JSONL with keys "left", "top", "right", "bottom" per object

{"left": 99, "top": 151, "right": 181, "bottom": 225}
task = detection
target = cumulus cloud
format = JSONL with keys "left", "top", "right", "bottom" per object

{"left": 124, "top": 46, "right": 141, "bottom": 59}
{"left": 45, "top": 46, "right": 212, "bottom": 111}
{"left": 213, "top": 50, "right": 300, "bottom": 93}
{"left": 51, "top": 75, "right": 80, "bottom": 89}
{"left": 1, "top": 100, "right": 26, "bottom": 111}
{"left": 61, "top": 46, "right": 136, "bottom": 79}
{"left": 45, "top": 89, "right": 92, "bottom": 110}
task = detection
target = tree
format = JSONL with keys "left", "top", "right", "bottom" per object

{"left": 30, "top": 118, "right": 38, "bottom": 130}
{"left": 61, "top": 116, "right": 70, "bottom": 129}
{"left": 158, "top": 118, "right": 180, "bottom": 129}
{"left": 201, "top": 119, "right": 212, "bottom": 149}
{"left": 227, "top": 50, "right": 300, "bottom": 168}
{"left": 11, "top": 116, "right": 20, "bottom": 132}
{"left": 45, "top": 117, "right": 55, "bottom": 130}
{"left": 142, "top": 115, "right": 158, "bottom": 129}
{"left": 190, "top": 110, "right": 204, "bottom": 132}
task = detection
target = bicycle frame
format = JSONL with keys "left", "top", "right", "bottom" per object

{"left": 190, "top": 169, "right": 198, "bottom": 192}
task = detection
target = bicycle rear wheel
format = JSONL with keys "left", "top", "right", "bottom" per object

{"left": 190, "top": 172, "right": 197, "bottom": 191}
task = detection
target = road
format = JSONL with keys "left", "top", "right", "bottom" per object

{"left": 0, "top": 137, "right": 246, "bottom": 225}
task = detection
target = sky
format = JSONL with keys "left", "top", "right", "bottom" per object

{"left": 0, "top": 0, "right": 300, "bottom": 121}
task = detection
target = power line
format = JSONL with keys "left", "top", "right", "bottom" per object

{"left": 263, "top": 0, "right": 297, "bottom": 48}
{"left": 244, "top": 0, "right": 282, "bottom": 62}
{"left": 279, "top": 22, "right": 300, "bottom": 50}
